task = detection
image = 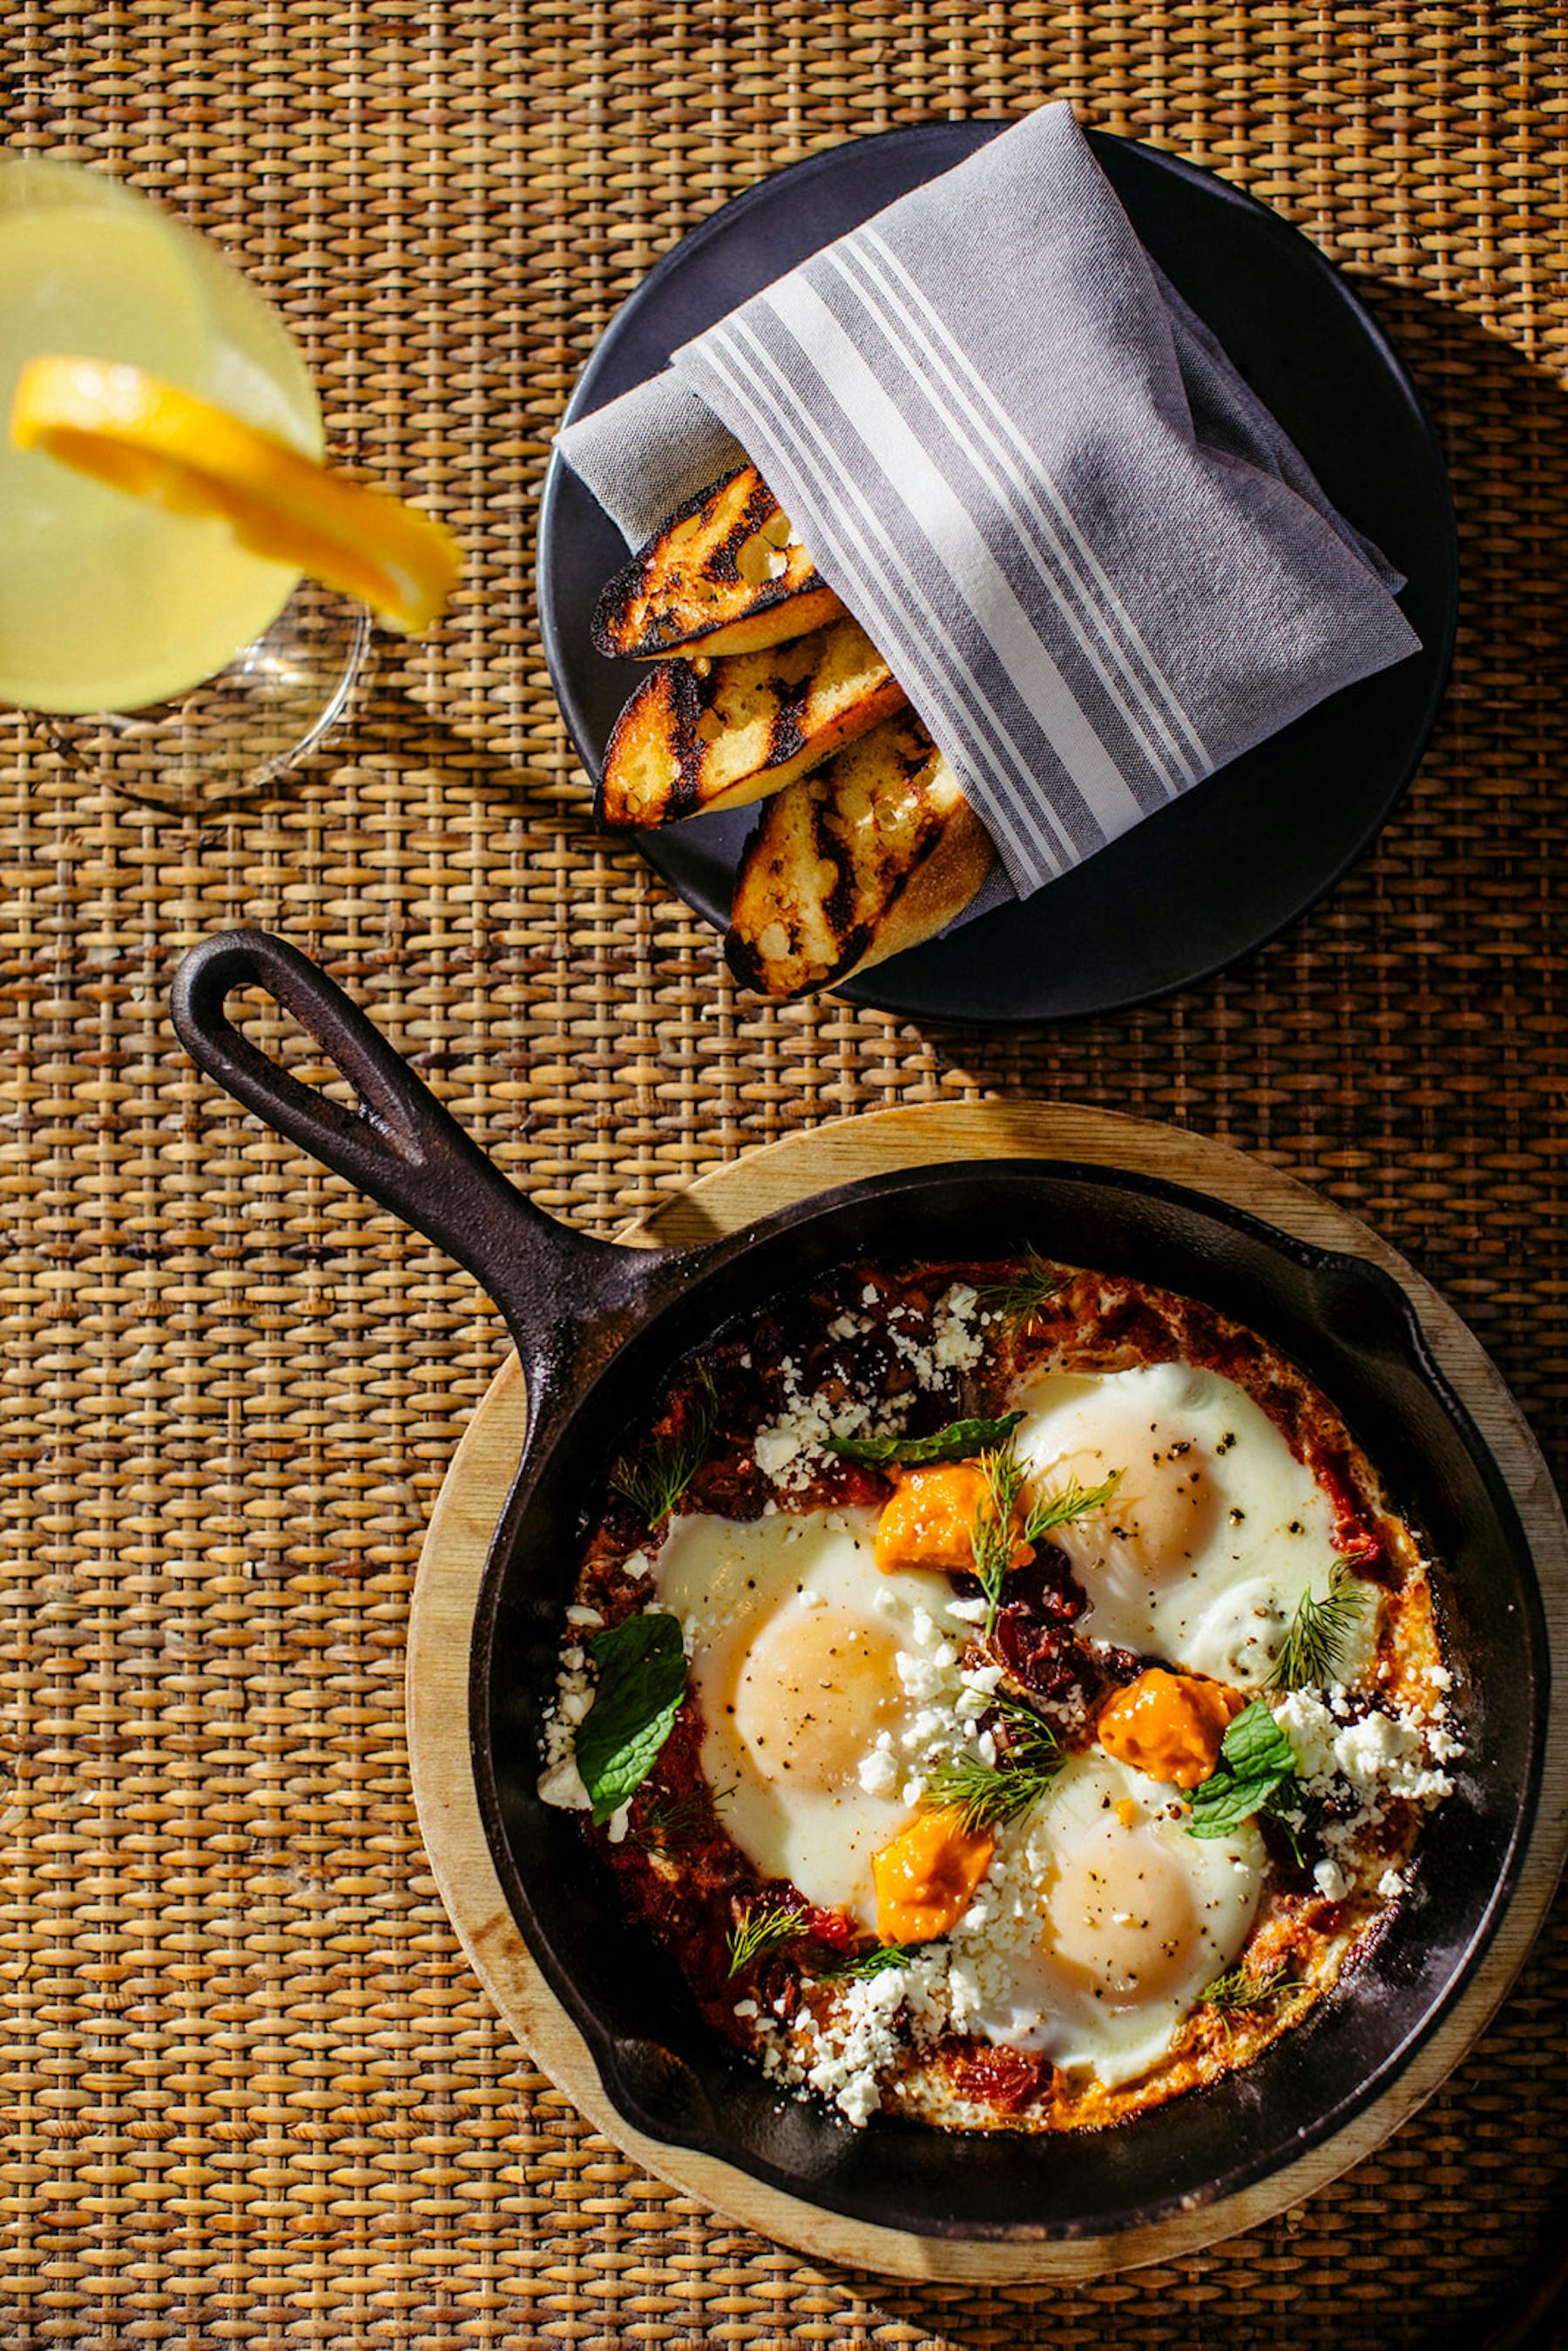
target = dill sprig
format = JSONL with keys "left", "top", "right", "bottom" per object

{"left": 1201, "top": 1962, "right": 1305, "bottom": 2019}
{"left": 923, "top": 1695, "right": 1063, "bottom": 1836}
{"left": 1267, "top": 1561, "right": 1369, "bottom": 1692}
{"left": 975, "top": 1246, "right": 1067, "bottom": 1334}
{"left": 969, "top": 1444, "right": 1121, "bottom": 1638}
{"left": 630, "top": 1781, "right": 732, "bottom": 1856}
{"left": 969, "top": 1442, "right": 1028, "bottom": 1638}
{"left": 609, "top": 1362, "right": 719, "bottom": 1526}
{"left": 725, "top": 1897, "right": 803, "bottom": 1978}
{"left": 816, "top": 1941, "right": 927, "bottom": 1981}
{"left": 1022, "top": 1469, "right": 1123, "bottom": 1549}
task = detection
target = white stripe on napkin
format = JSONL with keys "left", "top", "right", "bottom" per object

{"left": 848, "top": 227, "right": 1209, "bottom": 787}
{"left": 760, "top": 272, "right": 1151, "bottom": 855}
{"left": 701, "top": 323, "right": 1083, "bottom": 876}
{"left": 692, "top": 276, "right": 1192, "bottom": 889}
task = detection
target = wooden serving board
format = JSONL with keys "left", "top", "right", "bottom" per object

{"left": 406, "top": 1102, "right": 1568, "bottom": 2283}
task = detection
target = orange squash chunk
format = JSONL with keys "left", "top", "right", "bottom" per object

{"left": 872, "top": 1807, "right": 996, "bottom": 1944}
{"left": 873, "top": 1461, "right": 1031, "bottom": 1577}
{"left": 1097, "top": 1668, "right": 1245, "bottom": 1789}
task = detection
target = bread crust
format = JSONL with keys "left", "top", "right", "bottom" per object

{"left": 591, "top": 465, "right": 844, "bottom": 660}
{"left": 597, "top": 618, "right": 909, "bottom": 828}
{"left": 724, "top": 716, "right": 994, "bottom": 998}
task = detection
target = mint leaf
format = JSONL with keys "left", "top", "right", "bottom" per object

{"left": 1218, "top": 1697, "right": 1299, "bottom": 1779}
{"left": 1186, "top": 1699, "right": 1302, "bottom": 1841}
{"left": 576, "top": 1613, "right": 686, "bottom": 1827}
{"left": 828, "top": 1411, "right": 1023, "bottom": 1470}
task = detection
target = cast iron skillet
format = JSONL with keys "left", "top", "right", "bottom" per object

{"left": 172, "top": 929, "right": 1546, "bottom": 2245}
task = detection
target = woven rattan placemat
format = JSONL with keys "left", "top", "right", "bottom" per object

{"left": 2, "top": 5, "right": 1565, "bottom": 2344}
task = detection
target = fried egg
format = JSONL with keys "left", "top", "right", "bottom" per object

{"left": 652, "top": 1507, "right": 962, "bottom": 1926}
{"left": 949, "top": 1752, "right": 1264, "bottom": 2087}
{"left": 1012, "top": 1361, "right": 1367, "bottom": 1686}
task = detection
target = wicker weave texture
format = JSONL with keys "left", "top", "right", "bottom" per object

{"left": 1, "top": 3, "right": 1565, "bottom": 2343}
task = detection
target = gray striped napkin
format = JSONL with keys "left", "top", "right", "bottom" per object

{"left": 558, "top": 102, "right": 1419, "bottom": 902}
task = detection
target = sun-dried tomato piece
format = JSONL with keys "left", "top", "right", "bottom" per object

{"left": 948, "top": 2042, "right": 1048, "bottom": 2112}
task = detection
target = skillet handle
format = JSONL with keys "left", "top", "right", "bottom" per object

{"left": 170, "top": 928, "right": 631, "bottom": 1363}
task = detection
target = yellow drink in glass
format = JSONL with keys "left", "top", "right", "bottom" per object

{"left": 0, "top": 155, "right": 322, "bottom": 715}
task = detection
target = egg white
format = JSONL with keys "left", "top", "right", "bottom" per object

{"left": 1011, "top": 1361, "right": 1367, "bottom": 1686}
{"left": 651, "top": 1506, "right": 966, "bottom": 1927}
{"left": 948, "top": 1752, "right": 1264, "bottom": 2087}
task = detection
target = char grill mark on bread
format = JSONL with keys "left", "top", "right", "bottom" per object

{"left": 598, "top": 617, "right": 910, "bottom": 828}
{"left": 591, "top": 463, "right": 845, "bottom": 661}
{"left": 726, "top": 716, "right": 995, "bottom": 997}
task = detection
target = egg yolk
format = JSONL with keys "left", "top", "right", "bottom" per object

{"left": 872, "top": 1806, "right": 995, "bottom": 1943}
{"left": 1044, "top": 1820, "right": 1201, "bottom": 2004}
{"left": 1097, "top": 1667, "right": 1243, "bottom": 1788}
{"left": 874, "top": 1461, "right": 1031, "bottom": 1576}
{"left": 730, "top": 1604, "right": 904, "bottom": 1789}
{"left": 1043, "top": 1409, "right": 1220, "bottom": 1577}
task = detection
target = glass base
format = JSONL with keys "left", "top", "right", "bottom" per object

{"left": 35, "top": 578, "right": 368, "bottom": 816}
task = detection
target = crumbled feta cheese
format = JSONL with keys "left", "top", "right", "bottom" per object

{"left": 1271, "top": 1690, "right": 1338, "bottom": 1779}
{"left": 537, "top": 1638, "right": 597, "bottom": 1795}
{"left": 1271, "top": 1686, "right": 1463, "bottom": 1899}
{"left": 781, "top": 1957, "right": 949, "bottom": 2125}
{"left": 751, "top": 1353, "right": 905, "bottom": 1490}
{"left": 754, "top": 1429, "right": 804, "bottom": 1481}
{"left": 1334, "top": 1710, "right": 1407, "bottom": 1778}
{"left": 931, "top": 1282, "right": 984, "bottom": 1373}
{"left": 896, "top": 1651, "right": 946, "bottom": 1701}
{"left": 858, "top": 1747, "right": 899, "bottom": 1798}
{"left": 536, "top": 1757, "right": 591, "bottom": 1810}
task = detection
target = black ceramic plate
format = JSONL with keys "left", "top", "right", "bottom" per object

{"left": 538, "top": 123, "right": 1457, "bottom": 1026}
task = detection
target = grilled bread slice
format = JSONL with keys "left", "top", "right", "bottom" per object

{"left": 592, "top": 465, "right": 844, "bottom": 660}
{"left": 598, "top": 617, "right": 909, "bottom": 828}
{"left": 725, "top": 716, "right": 994, "bottom": 998}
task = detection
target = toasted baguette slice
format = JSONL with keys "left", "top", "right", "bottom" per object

{"left": 592, "top": 465, "right": 844, "bottom": 660}
{"left": 598, "top": 618, "right": 909, "bottom": 828}
{"left": 725, "top": 717, "right": 994, "bottom": 998}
